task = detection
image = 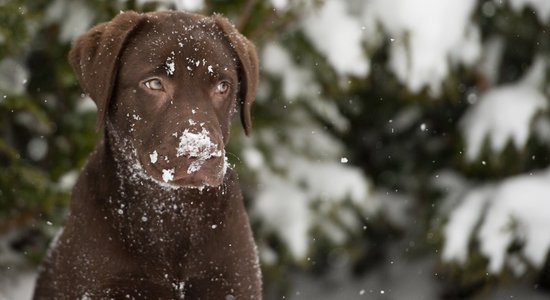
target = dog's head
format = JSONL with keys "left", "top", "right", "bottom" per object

{"left": 69, "top": 11, "right": 259, "bottom": 188}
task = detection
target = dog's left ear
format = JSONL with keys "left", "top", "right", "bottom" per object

{"left": 213, "top": 15, "right": 259, "bottom": 136}
{"left": 69, "top": 11, "right": 144, "bottom": 131}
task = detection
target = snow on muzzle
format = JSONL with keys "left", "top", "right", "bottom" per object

{"left": 175, "top": 128, "right": 224, "bottom": 175}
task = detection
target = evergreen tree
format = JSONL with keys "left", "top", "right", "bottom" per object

{"left": 1, "top": 0, "right": 550, "bottom": 298}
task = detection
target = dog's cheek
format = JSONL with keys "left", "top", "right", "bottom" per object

{"left": 109, "top": 100, "right": 135, "bottom": 134}
{"left": 216, "top": 97, "right": 238, "bottom": 143}
{"left": 114, "top": 90, "right": 155, "bottom": 134}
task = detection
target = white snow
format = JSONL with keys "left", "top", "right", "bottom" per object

{"left": 176, "top": 128, "right": 216, "bottom": 158}
{"left": 76, "top": 95, "right": 97, "bottom": 113}
{"left": 442, "top": 186, "right": 494, "bottom": 263}
{"left": 460, "top": 59, "right": 548, "bottom": 160}
{"left": 254, "top": 173, "right": 312, "bottom": 258}
{"left": 461, "top": 86, "right": 547, "bottom": 160}
{"left": 162, "top": 168, "right": 175, "bottom": 182}
{"left": 0, "top": 271, "right": 36, "bottom": 300}
{"left": 27, "top": 137, "right": 48, "bottom": 161}
{"left": 57, "top": 170, "right": 79, "bottom": 191}
{"left": 0, "top": 229, "right": 41, "bottom": 299}
{"left": 6, "top": 2, "right": 550, "bottom": 297}
{"left": 242, "top": 64, "right": 374, "bottom": 257}
{"left": 165, "top": 52, "right": 176, "bottom": 76}
{"left": 46, "top": 0, "right": 95, "bottom": 42}
{"left": 262, "top": 43, "right": 351, "bottom": 134}
{"left": 262, "top": 43, "right": 317, "bottom": 100}
{"left": 248, "top": 114, "right": 372, "bottom": 259}
{"left": 0, "top": 58, "right": 28, "bottom": 95}
{"left": 302, "top": 0, "right": 369, "bottom": 77}
{"left": 242, "top": 146, "right": 265, "bottom": 171}
{"left": 81, "top": 292, "right": 91, "bottom": 300}
{"left": 186, "top": 160, "right": 202, "bottom": 174}
{"left": 442, "top": 169, "right": 550, "bottom": 273}
{"left": 364, "top": 0, "right": 480, "bottom": 95}
{"left": 287, "top": 158, "right": 369, "bottom": 207}
{"left": 176, "top": 128, "right": 222, "bottom": 174}
{"left": 478, "top": 170, "right": 550, "bottom": 273}
{"left": 137, "top": 0, "right": 204, "bottom": 11}
{"left": 270, "top": 0, "right": 290, "bottom": 11}
{"left": 149, "top": 150, "right": 158, "bottom": 164}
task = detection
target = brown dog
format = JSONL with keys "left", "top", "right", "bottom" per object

{"left": 33, "top": 10, "right": 261, "bottom": 299}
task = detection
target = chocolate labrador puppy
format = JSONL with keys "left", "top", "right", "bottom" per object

{"left": 33, "top": 10, "right": 261, "bottom": 299}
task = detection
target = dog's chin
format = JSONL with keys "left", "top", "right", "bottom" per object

{"left": 171, "top": 163, "right": 226, "bottom": 188}
{"left": 170, "top": 173, "right": 224, "bottom": 189}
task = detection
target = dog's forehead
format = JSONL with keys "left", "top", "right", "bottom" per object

{"left": 124, "top": 13, "right": 237, "bottom": 70}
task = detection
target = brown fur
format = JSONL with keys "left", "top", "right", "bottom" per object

{"left": 33, "top": 11, "right": 261, "bottom": 299}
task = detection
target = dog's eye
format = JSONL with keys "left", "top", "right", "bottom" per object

{"left": 216, "top": 81, "right": 230, "bottom": 95}
{"left": 144, "top": 79, "right": 163, "bottom": 91}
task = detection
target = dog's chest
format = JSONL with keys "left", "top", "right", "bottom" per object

{"left": 103, "top": 174, "right": 231, "bottom": 259}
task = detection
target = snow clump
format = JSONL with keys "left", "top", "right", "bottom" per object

{"left": 149, "top": 150, "right": 158, "bottom": 164}
{"left": 136, "top": 0, "right": 204, "bottom": 11}
{"left": 442, "top": 169, "right": 550, "bottom": 273}
{"left": 176, "top": 128, "right": 223, "bottom": 174}
{"left": 165, "top": 51, "right": 176, "bottom": 75}
{"left": 46, "top": 0, "right": 95, "bottom": 42}
{"left": 302, "top": 0, "right": 370, "bottom": 77}
{"left": 460, "top": 58, "right": 548, "bottom": 160}
{"left": 363, "top": 0, "right": 480, "bottom": 95}
{"left": 461, "top": 86, "right": 547, "bottom": 160}
{"left": 162, "top": 168, "right": 175, "bottom": 183}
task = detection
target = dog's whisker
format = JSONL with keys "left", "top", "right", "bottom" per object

{"left": 225, "top": 150, "right": 242, "bottom": 163}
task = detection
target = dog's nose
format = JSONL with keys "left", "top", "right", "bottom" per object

{"left": 175, "top": 127, "right": 224, "bottom": 175}
{"left": 175, "top": 128, "right": 222, "bottom": 159}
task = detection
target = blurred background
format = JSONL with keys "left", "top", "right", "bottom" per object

{"left": 2, "top": 0, "right": 550, "bottom": 299}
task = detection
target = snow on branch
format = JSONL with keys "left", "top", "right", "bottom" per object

{"left": 441, "top": 170, "right": 550, "bottom": 274}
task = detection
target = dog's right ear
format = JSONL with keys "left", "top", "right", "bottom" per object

{"left": 69, "top": 11, "right": 144, "bottom": 131}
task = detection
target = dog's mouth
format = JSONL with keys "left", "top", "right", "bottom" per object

{"left": 141, "top": 128, "right": 227, "bottom": 189}
{"left": 156, "top": 155, "right": 228, "bottom": 188}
